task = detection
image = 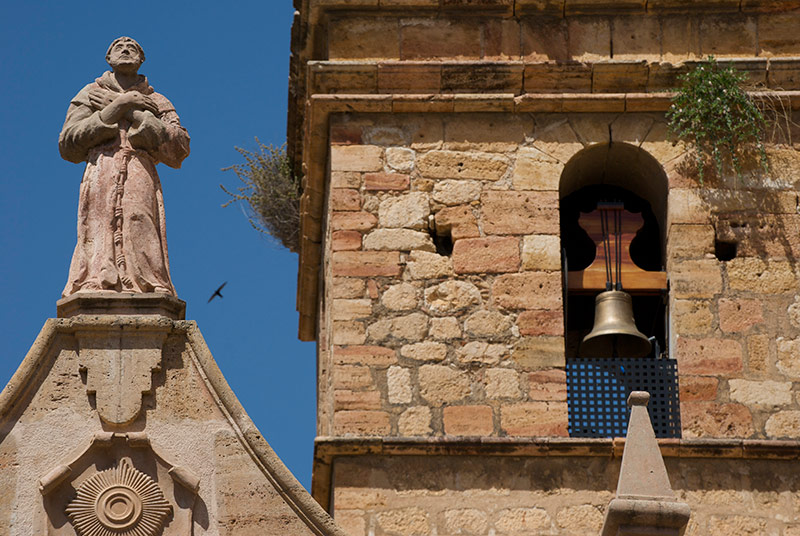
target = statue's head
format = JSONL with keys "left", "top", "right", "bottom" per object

{"left": 106, "top": 37, "right": 145, "bottom": 72}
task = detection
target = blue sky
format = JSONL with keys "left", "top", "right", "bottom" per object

{"left": 0, "top": 3, "right": 317, "bottom": 488}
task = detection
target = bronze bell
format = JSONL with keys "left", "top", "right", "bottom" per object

{"left": 580, "top": 290, "right": 652, "bottom": 358}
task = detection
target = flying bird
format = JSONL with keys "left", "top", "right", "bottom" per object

{"left": 208, "top": 281, "right": 227, "bottom": 303}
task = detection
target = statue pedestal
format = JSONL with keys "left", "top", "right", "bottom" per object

{"left": 57, "top": 292, "right": 186, "bottom": 320}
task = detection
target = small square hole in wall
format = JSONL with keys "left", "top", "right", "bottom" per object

{"left": 565, "top": 355, "right": 681, "bottom": 439}
{"left": 714, "top": 239, "right": 737, "bottom": 261}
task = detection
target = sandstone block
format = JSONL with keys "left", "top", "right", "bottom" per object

{"left": 334, "top": 345, "right": 397, "bottom": 367}
{"left": 668, "top": 189, "right": 709, "bottom": 224}
{"left": 512, "top": 337, "right": 565, "bottom": 369}
{"left": 332, "top": 277, "right": 366, "bottom": 299}
{"left": 444, "top": 509, "right": 488, "bottom": 535}
{"left": 364, "top": 172, "right": 410, "bottom": 191}
{"left": 517, "top": 310, "right": 564, "bottom": 336}
{"left": 334, "top": 488, "right": 387, "bottom": 510}
{"left": 748, "top": 334, "right": 770, "bottom": 373}
{"left": 567, "top": 18, "right": 611, "bottom": 61}
{"left": 400, "top": 17, "right": 481, "bottom": 59}
{"left": 759, "top": 12, "right": 800, "bottom": 56}
{"left": 512, "top": 147, "right": 563, "bottom": 191}
{"left": 765, "top": 411, "right": 800, "bottom": 438}
{"left": 368, "top": 312, "right": 429, "bottom": 343}
{"left": 700, "top": 15, "right": 757, "bottom": 57}
{"left": 727, "top": 258, "right": 798, "bottom": 294}
{"left": 481, "top": 190, "right": 560, "bottom": 235}
{"left": 333, "top": 320, "right": 367, "bottom": 345}
{"left": 496, "top": 507, "right": 552, "bottom": 532}
{"left": 331, "top": 171, "right": 361, "bottom": 188}
{"left": 432, "top": 179, "right": 482, "bottom": 206}
{"left": 452, "top": 237, "right": 521, "bottom": 274}
{"left": 679, "top": 375, "right": 718, "bottom": 401}
{"left": 400, "top": 341, "right": 448, "bottom": 362}
{"left": 429, "top": 317, "right": 462, "bottom": 340}
{"left": 777, "top": 338, "right": 800, "bottom": 379}
{"left": 718, "top": 298, "right": 763, "bottom": 333}
{"left": 387, "top": 366, "right": 413, "bottom": 404}
{"left": 708, "top": 515, "right": 767, "bottom": 536}
{"left": 329, "top": 17, "right": 400, "bottom": 59}
{"left": 378, "top": 192, "right": 430, "bottom": 229}
{"left": 492, "top": 272, "right": 562, "bottom": 310}
{"left": 464, "top": 310, "right": 513, "bottom": 339}
{"left": 434, "top": 205, "right": 480, "bottom": 240}
{"left": 555, "top": 505, "right": 604, "bottom": 531}
{"left": 611, "top": 15, "right": 661, "bottom": 61}
{"left": 417, "top": 150, "right": 510, "bottom": 180}
{"left": 333, "top": 365, "right": 374, "bottom": 390}
{"left": 335, "top": 511, "right": 366, "bottom": 536}
{"left": 675, "top": 337, "right": 743, "bottom": 376}
{"left": 443, "top": 405, "right": 494, "bottom": 436}
{"left": 332, "top": 251, "right": 401, "bottom": 277}
{"left": 501, "top": 401, "right": 568, "bottom": 436}
{"left": 385, "top": 147, "right": 415, "bottom": 172}
{"left": 424, "top": 280, "right": 481, "bottom": 315}
{"left": 457, "top": 341, "right": 509, "bottom": 365}
{"left": 789, "top": 295, "right": 800, "bottom": 328}
{"left": 332, "top": 299, "right": 373, "bottom": 320}
{"left": 334, "top": 410, "right": 391, "bottom": 436}
{"left": 330, "top": 188, "right": 361, "bottom": 211}
{"left": 670, "top": 259, "right": 722, "bottom": 299}
{"left": 521, "top": 234, "right": 561, "bottom": 271}
{"left": 406, "top": 250, "right": 455, "bottom": 280}
{"left": 680, "top": 402, "right": 753, "bottom": 438}
{"left": 331, "top": 230, "right": 362, "bottom": 251}
{"left": 485, "top": 368, "right": 521, "bottom": 399}
{"left": 419, "top": 364, "right": 471, "bottom": 406}
{"left": 443, "top": 114, "right": 527, "bottom": 153}
{"left": 363, "top": 228, "right": 435, "bottom": 252}
{"left": 667, "top": 224, "right": 715, "bottom": 258}
{"left": 523, "top": 62, "right": 592, "bottom": 93}
{"left": 398, "top": 406, "right": 433, "bottom": 436}
{"left": 331, "top": 211, "right": 378, "bottom": 232}
{"left": 334, "top": 390, "right": 382, "bottom": 410}
{"left": 527, "top": 369, "right": 567, "bottom": 401}
{"left": 330, "top": 145, "right": 383, "bottom": 172}
{"left": 729, "top": 379, "right": 792, "bottom": 407}
{"left": 672, "top": 299, "right": 714, "bottom": 336}
{"left": 376, "top": 507, "right": 431, "bottom": 536}
{"left": 381, "top": 283, "right": 419, "bottom": 311}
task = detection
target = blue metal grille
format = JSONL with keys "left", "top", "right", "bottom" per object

{"left": 566, "top": 357, "right": 681, "bottom": 438}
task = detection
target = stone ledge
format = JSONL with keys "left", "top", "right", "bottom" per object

{"left": 56, "top": 292, "right": 186, "bottom": 320}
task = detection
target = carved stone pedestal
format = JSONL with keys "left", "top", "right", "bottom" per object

{"left": 57, "top": 292, "right": 186, "bottom": 320}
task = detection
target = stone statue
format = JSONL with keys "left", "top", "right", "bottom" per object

{"left": 59, "top": 37, "right": 190, "bottom": 296}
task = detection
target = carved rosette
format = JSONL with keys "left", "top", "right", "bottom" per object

{"left": 66, "top": 459, "right": 172, "bottom": 536}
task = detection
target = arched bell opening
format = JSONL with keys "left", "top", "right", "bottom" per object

{"left": 558, "top": 143, "right": 680, "bottom": 439}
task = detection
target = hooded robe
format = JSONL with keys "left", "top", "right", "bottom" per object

{"left": 59, "top": 71, "right": 190, "bottom": 296}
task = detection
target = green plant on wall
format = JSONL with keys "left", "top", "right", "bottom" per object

{"left": 666, "top": 56, "right": 768, "bottom": 183}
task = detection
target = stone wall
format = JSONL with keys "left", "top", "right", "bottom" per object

{"left": 328, "top": 452, "right": 800, "bottom": 536}
{"left": 317, "top": 110, "right": 800, "bottom": 441}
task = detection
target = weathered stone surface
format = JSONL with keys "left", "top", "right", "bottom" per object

{"left": 332, "top": 298, "right": 373, "bottom": 320}
{"left": 517, "top": 309, "right": 564, "bottom": 336}
{"left": 443, "top": 114, "right": 527, "bottom": 153}
{"left": 777, "top": 338, "right": 800, "bottom": 379}
{"left": 670, "top": 260, "right": 722, "bottom": 298}
{"left": 333, "top": 365, "right": 374, "bottom": 390}
{"left": 368, "top": 312, "right": 429, "bottom": 343}
{"left": 452, "top": 237, "right": 521, "bottom": 274}
{"left": 332, "top": 278, "right": 366, "bottom": 299}
{"left": 443, "top": 405, "right": 494, "bottom": 436}
{"left": 485, "top": 368, "right": 521, "bottom": 399}
{"left": 679, "top": 375, "right": 719, "bottom": 402}
{"left": 382, "top": 283, "right": 419, "bottom": 311}
{"left": 387, "top": 366, "right": 413, "bottom": 404}
{"left": 424, "top": 280, "right": 481, "bottom": 315}
{"left": 331, "top": 145, "right": 383, "bottom": 172}
{"left": 555, "top": 504, "right": 604, "bottom": 531}
{"left": 789, "top": 295, "right": 800, "bottom": 328}
{"left": 668, "top": 189, "right": 709, "bottom": 224}
{"left": 464, "top": 310, "right": 513, "bottom": 339}
{"left": 492, "top": 272, "right": 562, "bottom": 310}
{"left": 376, "top": 507, "right": 430, "bottom": 536}
{"left": 331, "top": 211, "right": 378, "bottom": 232}
{"left": 364, "top": 172, "right": 410, "bottom": 191}
{"left": 330, "top": 188, "right": 361, "bottom": 211}
{"left": 512, "top": 337, "right": 565, "bottom": 369}
{"left": 481, "top": 190, "right": 560, "bottom": 235}
{"left": 419, "top": 364, "right": 471, "bottom": 406}
{"left": 527, "top": 369, "right": 568, "bottom": 401}
{"left": 398, "top": 406, "right": 433, "bottom": 436}
{"left": 400, "top": 341, "right": 448, "bottom": 362}
{"left": 379, "top": 192, "right": 430, "bottom": 229}
{"left": 497, "top": 507, "right": 552, "bottom": 532}
{"left": 334, "top": 410, "right": 391, "bottom": 435}
{"left": 417, "top": 150, "right": 510, "bottom": 180}
{"left": 668, "top": 224, "right": 715, "bottom": 258}
{"left": 444, "top": 509, "right": 488, "bottom": 535}
{"left": 332, "top": 251, "right": 402, "bottom": 277}
{"left": 331, "top": 230, "right": 362, "bottom": 251}
{"left": 501, "top": 401, "right": 568, "bottom": 436}
{"left": 727, "top": 258, "right": 798, "bottom": 294}
{"left": 331, "top": 170, "right": 361, "bottom": 188}
{"left": 718, "top": 298, "right": 763, "bottom": 333}
{"left": 512, "top": 148, "right": 563, "bottom": 191}
{"left": 457, "top": 341, "right": 509, "bottom": 365}
{"left": 729, "top": 379, "right": 792, "bottom": 408}
{"left": 333, "top": 320, "right": 367, "bottom": 345}
{"left": 334, "top": 390, "right": 382, "bottom": 411}
{"left": 406, "top": 250, "right": 455, "bottom": 280}
{"left": 747, "top": 334, "right": 770, "bottom": 373}
{"left": 334, "top": 345, "right": 397, "bottom": 367}
{"left": 672, "top": 299, "right": 714, "bottom": 336}
{"left": 363, "top": 228, "right": 435, "bottom": 252}
{"left": 681, "top": 402, "right": 754, "bottom": 438}
{"left": 531, "top": 116, "right": 583, "bottom": 162}
{"left": 521, "top": 234, "right": 561, "bottom": 271}
{"left": 434, "top": 205, "right": 480, "bottom": 240}
{"left": 675, "top": 337, "right": 743, "bottom": 376}
{"left": 385, "top": 147, "right": 415, "bottom": 172}
{"left": 432, "top": 180, "right": 482, "bottom": 205}
{"left": 765, "top": 411, "right": 800, "bottom": 438}
{"left": 429, "top": 316, "right": 462, "bottom": 340}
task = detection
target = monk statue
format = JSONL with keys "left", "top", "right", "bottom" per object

{"left": 59, "top": 37, "right": 190, "bottom": 297}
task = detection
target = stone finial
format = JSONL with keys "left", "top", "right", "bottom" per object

{"left": 601, "top": 391, "right": 690, "bottom": 536}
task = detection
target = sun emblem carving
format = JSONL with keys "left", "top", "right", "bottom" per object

{"left": 66, "top": 459, "right": 172, "bottom": 536}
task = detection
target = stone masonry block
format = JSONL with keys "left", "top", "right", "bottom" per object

{"left": 727, "top": 258, "right": 798, "bottom": 294}
{"left": 672, "top": 299, "right": 714, "bottom": 336}
{"left": 512, "top": 337, "right": 565, "bottom": 370}
{"left": 512, "top": 148, "right": 563, "bottom": 191}
{"left": 501, "top": 401, "right": 568, "bottom": 436}
{"left": 363, "top": 229, "right": 435, "bottom": 252}
{"left": 434, "top": 205, "right": 480, "bottom": 240}
{"left": 679, "top": 375, "right": 719, "bottom": 401}
{"left": 331, "top": 230, "right": 362, "bottom": 251}
{"left": 675, "top": 337, "right": 743, "bottom": 376}
{"left": 481, "top": 191, "right": 560, "bottom": 235}
{"left": 330, "top": 145, "right": 383, "bottom": 172}
{"left": 330, "top": 188, "right": 361, "bottom": 211}
{"left": 718, "top": 298, "right": 764, "bottom": 333}
{"left": 452, "top": 237, "right": 521, "bottom": 274}
{"left": 517, "top": 310, "right": 564, "bottom": 336}
{"left": 419, "top": 364, "right": 471, "bottom": 406}
{"left": 417, "top": 150, "right": 510, "bottom": 181}
{"left": 400, "top": 341, "right": 448, "bottom": 362}
{"left": 492, "top": 272, "right": 562, "bottom": 310}
{"left": 432, "top": 180, "right": 482, "bottom": 206}
{"left": 334, "top": 345, "right": 398, "bottom": 367}
{"left": 456, "top": 341, "right": 509, "bottom": 365}
{"left": 329, "top": 17, "right": 400, "bottom": 60}
{"left": 406, "top": 250, "right": 455, "bottom": 280}
{"left": 398, "top": 406, "right": 433, "bottom": 436}
{"left": 443, "top": 405, "right": 494, "bottom": 436}
{"left": 464, "top": 310, "right": 514, "bottom": 339}
{"left": 381, "top": 283, "right": 420, "bottom": 311}
{"left": 424, "top": 280, "right": 482, "bottom": 315}
{"left": 332, "top": 299, "right": 373, "bottom": 320}
{"left": 378, "top": 192, "right": 430, "bottom": 229}
{"left": 400, "top": 18, "right": 482, "bottom": 60}
{"left": 334, "top": 410, "right": 391, "bottom": 435}
{"left": 681, "top": 402, "right": 754, "bottom": 438}
{"left": 485, "top": 368, "right": 522, "bottom": 399}
{"left": 387, "top": 366, "right": 413, "bottom": 404}
{"left": 670, "top": 259, "right": 722, "bottom": 299}
{"left": 364, "top": 172, "right": 410, "bottom": 191}
{"left": 332, "top": 251, "right": 402, "bottom": 277}
{"left": 331, "top": 211, "right": 378, "bottom": 232}
{"left": 729, "top": 379, "right": 792, "bottom": 408}
{"left": 521, "top": 234, "right": 561, "bottom": 270}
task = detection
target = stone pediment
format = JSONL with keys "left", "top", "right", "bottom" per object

{"left": 0, "top": 309, "right": 346, "bottom": 536}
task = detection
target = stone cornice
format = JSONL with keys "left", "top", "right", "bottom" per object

{"left": 311, "top": 435, "right": 800, "bottom": 511}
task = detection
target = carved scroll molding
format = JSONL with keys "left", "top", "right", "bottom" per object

{"left": 75, "top": 326, "right": 170, "bottom": 425}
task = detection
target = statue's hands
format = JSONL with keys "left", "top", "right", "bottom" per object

{"left": 128, "top": 110, "right": 166, "bottom": 151}
{"left": 87, "top": 88, "right": 115, "bottom": 111}
{"left": 99, "top": 92, "right": 159, "bottom": 125}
